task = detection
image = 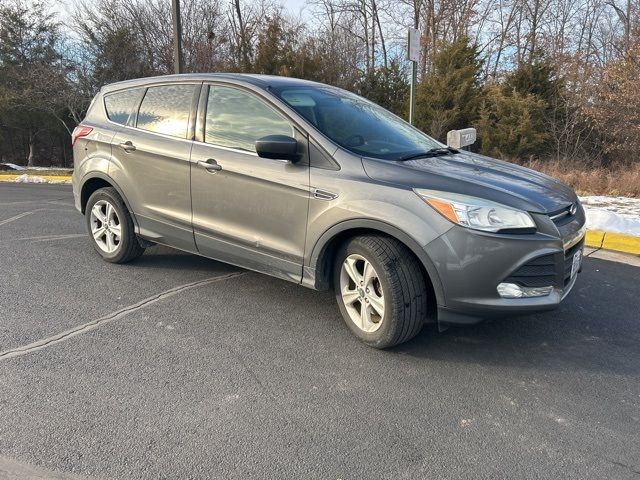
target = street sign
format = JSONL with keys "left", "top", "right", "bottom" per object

{"left": 407, "top": 28, "right": 421, "bottom": 62}
{"left": 407, "top": 28, "right": 422, "bottom": 125}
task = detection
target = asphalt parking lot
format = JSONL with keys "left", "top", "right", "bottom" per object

{"left": 0, "top": 183, "right": 639, "bottom": 479}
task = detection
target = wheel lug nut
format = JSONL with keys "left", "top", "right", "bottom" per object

{"left": 366, "top": 288, "right": 370, "bottom": 293}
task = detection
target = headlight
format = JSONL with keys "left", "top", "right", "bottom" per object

{"left": 414, "top": 189, "right": 536, "bottom": 233}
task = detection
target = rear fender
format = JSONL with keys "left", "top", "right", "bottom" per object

{"left": 79, "top": 171, "right": 140, "bottom": 232}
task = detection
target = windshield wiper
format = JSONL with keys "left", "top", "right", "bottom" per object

{"left": 398, "top": 147, "right": 459, "bottom": 161}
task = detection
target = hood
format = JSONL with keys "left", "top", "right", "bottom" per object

{"left": 362, "top": 151, "right": 578, "bottom": 214}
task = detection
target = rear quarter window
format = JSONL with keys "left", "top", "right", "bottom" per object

{"left": 104, "top": 88, "right": 144, "bottom": 125}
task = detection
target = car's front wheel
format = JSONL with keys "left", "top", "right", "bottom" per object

{"left": 333, "top": 235, "right": 428, "bottom": 348}
{"left": 85, "top": 187, "right": 144, "bottom": 263}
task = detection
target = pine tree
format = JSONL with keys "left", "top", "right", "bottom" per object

{"left": 503, "top": 50, "right": 562, "bottom": 106}
{"left": 474, "top": 83, "right": 548, "bottom": 159}
{"left": 490, "top": 50, "right": 568, "bottom": 159}
{"left": 356, "top": 60, "right": 408, "bottom": 116}
{"left": 413, "top": 37, "right": 483, "bottom": 141}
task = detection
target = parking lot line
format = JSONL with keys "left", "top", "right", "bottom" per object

{"left": 0, "top": 454, "right": 86, "bottom": 479}
{"left": 0, "top": 211, "right": 34, "bottom": 226}
{"left": 0, "top": 271, "right": 246, "bottom": 360}
{"left": 13, "top": 233, "right": 86, "bottom": 243}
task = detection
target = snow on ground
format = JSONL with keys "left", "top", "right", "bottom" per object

{"left": 28, "top": 166, "right": 73, "bottom": 171}
{"left": 12, "top": 174, "right": 71, "bottom": 185}
{"left": 580, "top": 196, "right": 640, "bottom": 236}
{"left": 0, "top": 163, "right": 24, "bottom": 171}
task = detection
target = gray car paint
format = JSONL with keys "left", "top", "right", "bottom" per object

{"left": 362, "top": 153, "right": 578, "bottom": 214}
{"left": 72, "top": 73, "right": 586, "bottom": 325}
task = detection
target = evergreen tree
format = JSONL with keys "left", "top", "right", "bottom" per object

{"left": 356, "top": 60, "right": 408, "bottom": 116}
{"left": 502, "top": 50, "right": 574, "bottom": 157}
{"left": 503, "top": 50, "right": 561, "bottom": 106}
{"left": 413, "top": 37, "right": 483, "bottom": 141}
{"left": 474, "top": 83, "right": 548, "bottom": 159}
{"left": 253, "top": 14, "right": 322, "bottom": 80}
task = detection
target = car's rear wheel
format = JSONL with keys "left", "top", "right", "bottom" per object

{"left": 333, "top": 235, "right": 428, "bottom": 348}
{"left": 85, "top": 187, "right": 144, "bottom": 263}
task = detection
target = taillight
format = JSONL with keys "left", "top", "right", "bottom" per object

{"left": 71, "top": 125, "right": 93, "bottom": 146}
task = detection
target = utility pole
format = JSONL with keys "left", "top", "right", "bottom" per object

{"left": 409, "top": 60, "right": 417, "bottom": 125}
{"left": 171, "top": 0, "right": 184, "bottom": 74}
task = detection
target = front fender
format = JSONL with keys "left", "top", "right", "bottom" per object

{"left": 303, "top": 217, "right": 446, "bottom": 306}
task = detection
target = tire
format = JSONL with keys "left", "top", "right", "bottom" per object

{"left": 85, "top": 187, "right": 145, "bottom": 263}
{"left": 333, "top": 235, "right": 428, "bottom": 348}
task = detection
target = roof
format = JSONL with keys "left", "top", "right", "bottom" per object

{"left": 101, "top": 73, "right": 324, "bottom": 94}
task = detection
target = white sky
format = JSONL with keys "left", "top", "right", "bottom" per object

{"left": 49, "top": 0, "right": 312, "bottom": 21}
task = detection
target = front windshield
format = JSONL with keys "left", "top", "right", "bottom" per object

{"left": 273, "top": 85, "right": 443, "bottom": 160}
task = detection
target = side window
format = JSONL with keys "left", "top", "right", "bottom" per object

{"left": 104, "top": 88, "right": 143, "bottom": 125}
{"left": 205, "top": 86, "right": 293, "bottom": 152}
{"left": 136, "top": 84, "right": 195, "bottom": 138}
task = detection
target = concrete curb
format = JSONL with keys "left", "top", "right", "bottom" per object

{"left": 585, "top": 230, "right": 640, "bottom": 256}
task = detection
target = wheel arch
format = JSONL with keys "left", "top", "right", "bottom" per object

{"left": 79, "top": 173, "right": 139, "bottom": 231}
{"left": 305, "top": 219, "right": 445, "bottom": 309}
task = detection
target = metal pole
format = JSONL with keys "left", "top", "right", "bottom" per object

{"left": 171, "top": 0, "right": 184, "bottom": 74}
{"left": 409, "top": 60, "right": 416, "bottom": 125}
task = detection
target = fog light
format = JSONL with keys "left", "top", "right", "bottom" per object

{"left": 497, "top": 282, "right": 553, "bottom": 298}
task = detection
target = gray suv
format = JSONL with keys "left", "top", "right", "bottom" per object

{"left": 72, "top": 74, "right": 585, "bottom": 348}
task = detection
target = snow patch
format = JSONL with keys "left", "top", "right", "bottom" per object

{"left": 580, "top": 196, "right": 640, "bottom": 217}
{"left": 0, "top": 163, "right": 24, "bottom": 171}
{"left": 28, "top": 166, "right": 73, "bottom": 171}
{"left": 13, "top": 174, "right": 71, "bottom": 185}
{"left": 580, "top": 196, "right": 640, "bottom": 236}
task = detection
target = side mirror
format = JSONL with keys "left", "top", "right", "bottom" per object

{"left": 446, "top": 128, "right": 476, "bottom": 150}
{"left": 255, "top": 135, "right": 300, "bottom": 162}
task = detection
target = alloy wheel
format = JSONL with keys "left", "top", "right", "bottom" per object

{"left": 90, "top": 200, "right": 121, "bottom": 254}
{"left": 339, "top": 254, "right": 385, "bottom": 332}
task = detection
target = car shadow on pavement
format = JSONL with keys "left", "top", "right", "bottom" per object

{"left": 388, "top": 258, "right": 639, "bottom": 375}
{"left": 129, "top": 245, "right": 241, "bottom": 274}
{"left": 121, "top": 247, "right": 638, "bottom": 377}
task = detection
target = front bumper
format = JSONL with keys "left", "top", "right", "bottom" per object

{"left": 425, "top": 210, "right": 586, "bottom": 325}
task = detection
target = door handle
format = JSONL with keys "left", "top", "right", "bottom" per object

{"left": 198, "top": 158, "right": 222, "bottom": 173}
{"left": 119, "top": 141, "right": 136, "bottom": 153}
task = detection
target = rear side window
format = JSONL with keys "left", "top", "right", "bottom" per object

{"left": 104, "top": 88, "right": 143, "bottom": 125}
{"left": 205, "top": 86, "right": 292, "bottom": 152}
{"left": 136, "top": 84, "right": 196, "bottom": 138}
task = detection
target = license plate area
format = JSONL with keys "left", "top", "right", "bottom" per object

{"left": 570, "top": 249, "right": 582, "bottom": 280}
{"left": 563, "top": 237, "right": 584, "bottom": 287}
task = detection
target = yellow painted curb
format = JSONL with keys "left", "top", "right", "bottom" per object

{"left": 0, "top": 174, "right": 72, "bottom": 183}
{"left": 585, "top": 230, "right": 605, "bottom": 249}
{"left": 601, "top": 232, "right": 640, "bottom": 255}
{"left": 585, "top": 229, "right": 640, "bottom": 255}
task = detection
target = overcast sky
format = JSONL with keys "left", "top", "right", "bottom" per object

{"left": 50, "top": 0, "right": 312, "bottom": 22}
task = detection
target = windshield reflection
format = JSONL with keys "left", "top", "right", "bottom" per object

{"left": 274, "top": 86, "right": 442, "bottom": 160}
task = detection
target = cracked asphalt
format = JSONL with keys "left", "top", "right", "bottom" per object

{"left": 0, "top": 183, "right": 639, "bottom": 479}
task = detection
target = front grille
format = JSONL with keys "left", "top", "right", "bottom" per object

{"left": 504, "top": 254, "right": 557, "bottom": 288}
{"left": 548, "top": 204, "right": 576, "bottom": 227}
